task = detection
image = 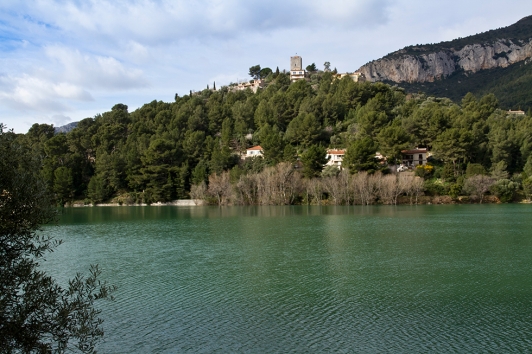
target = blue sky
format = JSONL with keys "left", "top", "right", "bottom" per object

{"left": 1, "top": 0, "right": 532, "bottom": 133}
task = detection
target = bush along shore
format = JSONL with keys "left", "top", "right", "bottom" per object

{"left": 188, "top": 162, "right": 531, "bottom": 206}
{"left": 66, "top": 164, "right": 531, "bottom": 207}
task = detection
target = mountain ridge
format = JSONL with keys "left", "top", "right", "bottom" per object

{"left": 358, "top": 15, "right": 532, "bottom": 83}
{"left": 356, "top": 15, "right": 532, "bottom": 109}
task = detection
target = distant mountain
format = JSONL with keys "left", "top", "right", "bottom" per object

{"left": 54, "top": 121, "right": 78, "bottom": 134}
{"left": 357, "top": 15, "right": 532, "bottom": 110}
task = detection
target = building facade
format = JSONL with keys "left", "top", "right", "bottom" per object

{"left": 290, "top": 56, "right": 305, "bottom": 82}
{"left": 335, "top": 72, "right": 365, "bottom": 82}
{"left": 244, "top": 145, "right": 264, "bottom": 159}
{"left": 325, "top": 149, "right": 346, "bottom": 169}
{"left": 401, "top": 148, "right": 428, "bottom": 167}
{"left": 229, "top": 79, "right": 265, "bottom": 93}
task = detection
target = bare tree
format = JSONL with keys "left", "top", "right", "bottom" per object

{"left": 351, "top": 172, "right": 368, "bottom": 205}
{"left": 463, "top": 175, "right": 495, "bottom": 203}
{"left": 235, "top": 174, "right": 257, "bottom": 205}
{"left": 208, "top": 172, "right": 232, "bottom": 205}
{"left": 322, "top": 175, "right": 342, "bottom": 205}
{"left": 307, "top": 178, "right": 323, "bottom": 205}
{"left": 190, "top": 181, "right": 207, "bottom": 204}
{"left": 273, "top": 162, "right": 298, "bottom": 205}
{"left": 367, "top": 172, "right": 383, "bottom": 205}
{"left": 379, "top": 174, "right": 400, "bottom": 205}
{"left": 338, "top": 170, "right": 352, "bottom": 205}
{"left": 255, "top": 168, "right": 272, "bottom": 205}
{"left": 284, "top": 168, "right": 302, "bottom": 205}
{"left": 404, "top": 176, "right": 425, "bottom": 204}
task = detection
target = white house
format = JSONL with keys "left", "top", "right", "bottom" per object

{"left": 401, "top": 148, "right": 428, "bottom": 167}
{"left": 245, "top": 145, "right": 264, "bottom": 158}
{"left": 325, "top": 149, "right": 346, "bottom": 169}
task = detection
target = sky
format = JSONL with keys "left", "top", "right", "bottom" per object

{"left": 1, "top": 0, "right": 532, "bottom": 133}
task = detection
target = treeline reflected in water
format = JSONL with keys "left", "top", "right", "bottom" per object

{"left": 58, "top": 204, "right": 448, "bottom": 224}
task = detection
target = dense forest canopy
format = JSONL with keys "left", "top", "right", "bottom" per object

{"left": 7, "top": 71, "right": 532, "bottom": 205}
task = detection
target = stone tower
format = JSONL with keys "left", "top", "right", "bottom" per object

{"left": 290, "top": 56, "right": 302, "bottom": 71}
{"left": 290, "top": 56, "right": 305, "bottom": 82}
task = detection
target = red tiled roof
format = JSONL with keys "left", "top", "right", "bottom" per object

{"left": 247, "top": 145, "right": 263, "bottom": 151}
{"left": 401, "top": 148, "right": 428, "bottom": 154}
{"left": 327, "top": 149, "right": 345, "bottom": 155}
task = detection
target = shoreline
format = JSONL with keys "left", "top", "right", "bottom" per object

{"left": 65, "top": 196, "right": 531, "bottom": 207}
{"left": 68, "top": 199, "right": 204, "bottom": 207}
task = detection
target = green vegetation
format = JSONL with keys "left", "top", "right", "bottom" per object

{"left": 0, "top": 125, "right": 115, "bottom": 352}
{"left": 396, "top": 60, "right": 532, "bottom": 111}
{"left": 6, "top": 72, "right": 532, "bottom": 205}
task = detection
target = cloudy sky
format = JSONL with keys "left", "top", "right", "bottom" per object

{"left": 1, "top": 0, "right": 532, "bottom": 133}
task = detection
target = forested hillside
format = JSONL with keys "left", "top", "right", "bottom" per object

{"left": 8, "top": 72, "right": 532, "bottom": 205}
{"left": 396, "top": 59, "right": 532, "bottom": 110}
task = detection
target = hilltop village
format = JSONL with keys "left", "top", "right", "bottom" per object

{"left": 11, "top": 55, "right": 532, "bottom": 206}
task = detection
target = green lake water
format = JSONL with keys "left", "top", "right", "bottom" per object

{"left": 43, "top": 204, "right": 532, "bottom": 353}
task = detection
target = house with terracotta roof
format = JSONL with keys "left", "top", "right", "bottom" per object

{"left": 401, "top": 148, "right": 428, "bottom": 167}
{"left": 325, "top": 149, "right": 346, "bottom": 169}
{"left": 244, "top": 145, "right": 264, "bottom": 159}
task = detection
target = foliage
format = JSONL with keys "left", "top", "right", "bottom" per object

{"left": 249, "top": 65, "right": 261, "bottom": 80}
{"left": 0, "top": 125, "right": 114, "bottom": 353}
{"left": 300, "top": 145, "right": 328, "bottom": 178}
{"left": 423, "top": 179, "right": 447, "bottom": 196}
{"left": 523, "top": 177, "right": 532, "bottom": 200}
{"left": 463, "top": 175, "right": 495, "bottom": 203}
{"left": 13, "top": 71, "right": 532, "bottom": 204}
{"left": 306, "top": 63, "right": 317, "bottom": 72}
{"left": 465, "top": 163, "right": 487, "bottom": 177}
{"left": 343, "top": 137, "right": 378, "bottom": 173}
{"left": 490, "top": 178, "right": 519, "bottom": 202}
{"left": 415, "top": 164, "right": 434, "bottom": 178}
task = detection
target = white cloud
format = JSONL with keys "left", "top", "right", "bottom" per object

{"left": 1, "top": 0, "right": 532, "bottom": 134}
{"left": 51, "top": 114, "right": 72, "bottom": 126}
{"left": 44, "top": 46, "right": 148, "bottom": 90}
{"left": 7, "top": 0, "right": 393, "bottom": 47}
{"left": 0, "top": 74, "right": 93, "bottom": 112}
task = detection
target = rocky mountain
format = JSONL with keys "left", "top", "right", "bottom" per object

{"left": 54, "top": 121, "right": 78, "bottom": 134}
{"left": 360, "top": 39, "right": 532, "bottom": 83}
{"left": 357, "top": 15, "right": 532, "bottom": 109}
{"left": 359, "top": 15, "right": 532, "bottom": 83}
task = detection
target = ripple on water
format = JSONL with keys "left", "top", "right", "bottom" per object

{"left": 43, "top": 205, "right": 532, "bottom": 353}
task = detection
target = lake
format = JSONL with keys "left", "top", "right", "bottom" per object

{"left": 43, "top": 204, "right": 532, "bottom": 353}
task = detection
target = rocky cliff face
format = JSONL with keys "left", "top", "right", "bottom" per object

{"left": 359, "top": 39, "right": 532, "bottom": 83}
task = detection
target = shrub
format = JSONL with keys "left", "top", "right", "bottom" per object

{"left": 449, "top": 183, "right": 463, "bottom": 199}
{"left": 424, "top": 179, "right": 447, "bottom": 196}
{"left": 465, "top": 163, "right": 487, "bottom": 177}
{"left": 523, "top": 177, "right": 532, "bottom": 200}
{"left": 415, "top": 164, "right": 434, "bottom": 178}
{"left": 490, "top": 179, "right": 519, "bottom": 203}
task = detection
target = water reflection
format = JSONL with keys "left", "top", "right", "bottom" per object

{"left": 46, "top": 204, "right": 532, "bottom": 353}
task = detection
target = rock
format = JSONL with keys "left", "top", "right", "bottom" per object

{"left": 358, "top": 39, "right": 532, "bottom": 83}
